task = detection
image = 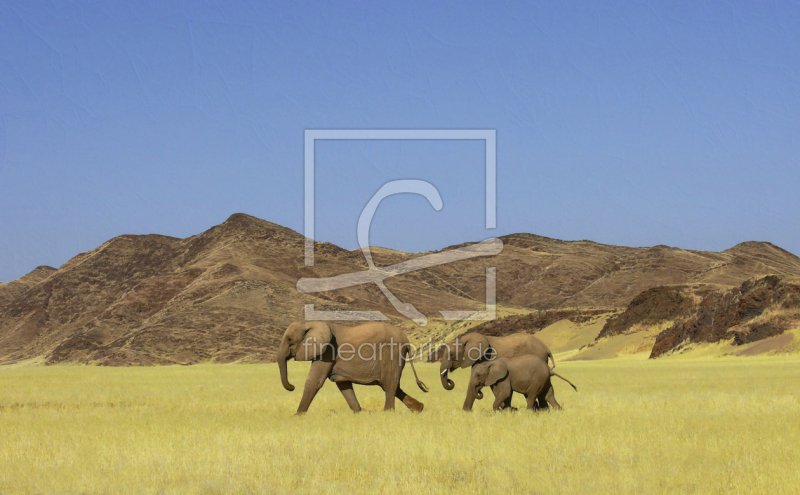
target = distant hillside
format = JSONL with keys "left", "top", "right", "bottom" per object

{"left": 465, "top": 275, "right": 800, "bottom": 359}
{"left": 0, "top": 266, "right": 56, "bottom": 305}
{"left": 0, "top": 214, "right": 475, "bottom": 365}
{"left": 490, "top": 236, "right": 800, "bottom": 309}
{"left": 2, "top": 213, "right": 799, "bottom": 365}
{"left": 649, "top": 275, "right": 800, "bottom": 357}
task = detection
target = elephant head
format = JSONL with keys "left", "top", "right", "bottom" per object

{"left": 467, "top": 359, "right": 509, "bottom": 403}
{"left": 278, "top": 321, "right": 334, "bottom": 392}
{"left": 437, "top": 333, "right": 494, "bottom": 390}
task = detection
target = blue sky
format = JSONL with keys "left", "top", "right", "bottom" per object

{"left": 1, "top": 1, "right": 799, "bottom": 282}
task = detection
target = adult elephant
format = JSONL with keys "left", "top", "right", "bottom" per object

{"left": 434, "top": 332, "right": 554, "bottom": 411}
{"left": 278, "top": 321, "right": 429, "bottom": 415}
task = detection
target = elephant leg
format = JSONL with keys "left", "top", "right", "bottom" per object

{"left": 336, "top": 381, "right": 361, "bottom": 413}
{"left": 462, "top": 391, "right": 478, "bottom": 411}
{"left": 492, "top": 394, "right": 505, "bottom": 411}
{"left": 544, "top": 384, "right": 562, "bottom": 410}
{"left": 296, "top": 360, "right": 334, "bottom": 415}
{"left": 382, "top": 377, "right": 401, "bottom": 411}
{"left": 396, "top": 387, "right": 424, "bottom": 412}
{"left": 527, "top": 394, "right": 538, "bottom": 410}
{"left": 492, "top": 386, "right": 511, "bottom": 411}
{"left": 502, "top": 395, "right": 514, "bottom": 411}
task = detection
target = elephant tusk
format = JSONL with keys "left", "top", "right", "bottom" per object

{"left": 441, "top": 369, "right": 448, "bottom": 375}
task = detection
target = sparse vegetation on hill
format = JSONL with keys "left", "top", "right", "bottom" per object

{"left": 597, "top": 284, "right": 719, "bottom": 339}
{"left": 459, "top": 308, "right": 615, "bottom": 338}
{"left": 650, "top": 275, "right": 800, "bottom": 357}
{"left": 2, "top": 214, "right": 800, "bottom": 365}
{"left": 455, "top": 275, "right": 800, "bottom": 360}
{"left": 0, "top": 266, "right": 56, "bottom": 305}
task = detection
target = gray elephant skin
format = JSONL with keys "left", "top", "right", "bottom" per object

{"left": 468, "top": 355, "right": 577, "bottom": 411}
{"left": 278, "top": 321, "right": 428, "bottom": 415}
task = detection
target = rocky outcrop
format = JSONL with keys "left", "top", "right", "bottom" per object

{"left": 598, "top": 284, "right": 719, "bottom": 339}
{"left": 650, "top": 275, "right": 800, "bottom": 358}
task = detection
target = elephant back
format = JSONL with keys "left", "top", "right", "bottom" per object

{"left": 487, "top": 332, "right": 551, "bottom": 363}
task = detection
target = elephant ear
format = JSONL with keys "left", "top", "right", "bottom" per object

{"left": 431, "top": 344, "right": 449, "bottom": 363}
{"left": 486, "top": 360, "right": 509, "bottom": 387}
{"left": 294, "top": 322, "right": 333, "bottom": 361}
{"left": 459, "top": 334, "right": 491, "bottom": 368}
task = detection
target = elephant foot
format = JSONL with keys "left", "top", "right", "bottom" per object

{"left": 402, "top": 395, "right": 424, "bottom": 412}
{"left": 396, "top": 388, "right": 424, "bottom": 412}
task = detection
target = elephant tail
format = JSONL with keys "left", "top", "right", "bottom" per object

{"left": 550, "top": 371, "right": 577, "bottom": 392}
{"left": 547, "top": 350, "right": 556, "bottom": 370}
{"left": 405, "top": 347, "right": 429, "bottom": 393}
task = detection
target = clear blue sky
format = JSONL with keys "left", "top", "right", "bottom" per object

{"left": 1, "top": 1, "right": 799, "bottom": 282}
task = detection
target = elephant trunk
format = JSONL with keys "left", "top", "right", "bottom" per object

{"left": 472, "top": 379, "right": 484, "bottom": 400}
{"left": 462, "top": 379, "right": 481, "bottom": 411}
{"left": 278, "top": 342, "right": 295, "bottom": 392}
{"left": 440, "top": 361, "right": 455, "bottom": 390}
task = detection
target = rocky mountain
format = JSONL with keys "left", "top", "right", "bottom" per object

{"left": 0, "top": 266, "right": 57, "bottom": 305}
{"left": 469, "top": 275, "right": 800, "bottom": 359}
{"left": 648, "top": 275, "right": 800, "bottom": 358}
{"left": 489, "top": 236, "right": 800, "bottom": 309}
{"left": 2, "top": 213, "right": 799, "bottom": 365}
{"left": 0, "top": 214, "right": 475, "bottom": 365}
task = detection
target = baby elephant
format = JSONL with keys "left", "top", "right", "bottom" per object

{"left": 468, "top": 355, "right": 577, "bottom": 411}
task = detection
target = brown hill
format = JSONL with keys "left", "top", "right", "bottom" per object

{"left": 597, "top": 284, "right": 723, "bottom": 340}
{"left": 485, "top": 236, "right": 800, "bottom": 309}
{"left": 474, "top": 275, "right": 800, "bottom": 360}
{"left": 0, "top": 214, "right": 475, "bottom": 365}
{"left": 456, "top": 309, "right": 614, "bottom": 339}
{"left": 649, "top": 275, "right": 800, "bottom": 358}
{"left": 0, "top": 266, "right": 57, "bottom": 305}
{"left": 2, "top": 213, "right": 799, "bottom": 365}
{"left": 587, "top": 274, "right": 800, "bottom": 358}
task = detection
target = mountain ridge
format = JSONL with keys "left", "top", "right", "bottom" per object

{"left": 2, "top": 213, "right": 799, "bottom": 365}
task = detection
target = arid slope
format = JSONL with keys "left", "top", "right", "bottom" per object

{"left": 2, "top": 214, "right": 799, "bottom": 365}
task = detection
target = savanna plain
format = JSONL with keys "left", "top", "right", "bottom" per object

{"left": 1, "top": 356, "right": 799, "bottom": 495}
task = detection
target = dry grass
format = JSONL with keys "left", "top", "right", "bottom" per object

{"left": 1, "top": 356, "right": 800, "bottom": 494}
{"left": 533, "top": 317, "right": 607, "bottom": 353}
{"left": 567, "top": 323, "right": 667, "bottom": 361}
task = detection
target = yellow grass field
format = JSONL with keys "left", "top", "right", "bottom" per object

{"left": 2, "top": 357, "right": 800, "bottom": 494}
